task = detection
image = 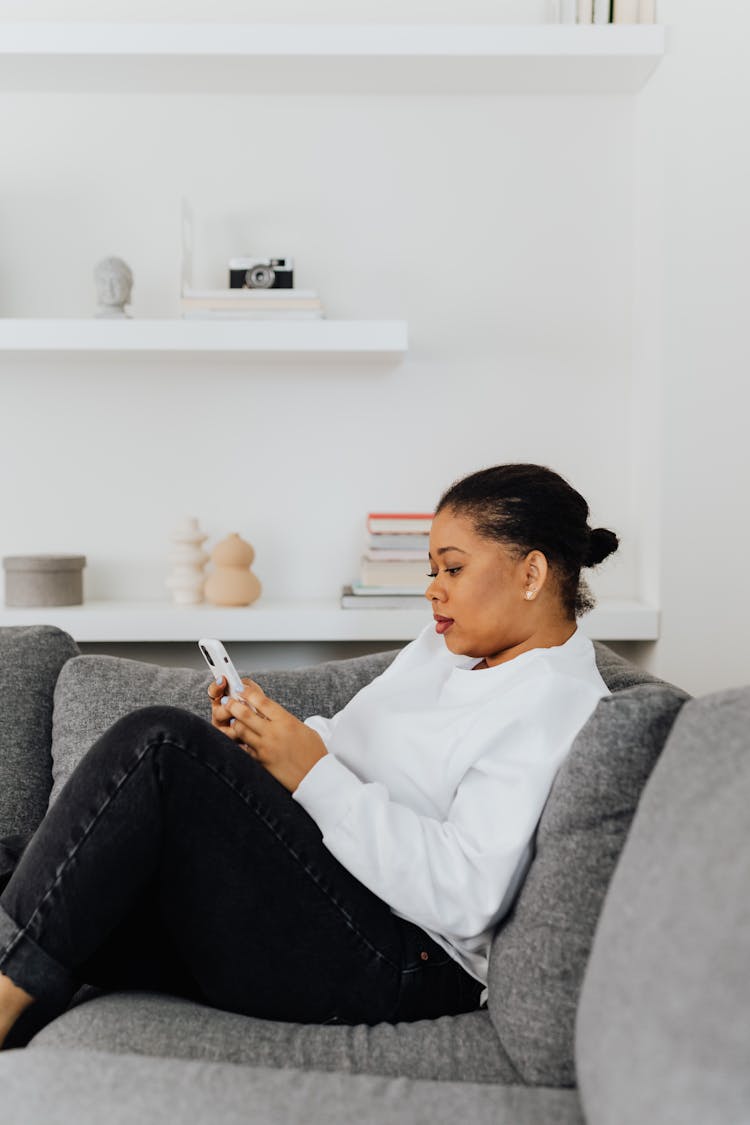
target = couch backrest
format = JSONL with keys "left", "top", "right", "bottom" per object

{"left": 0, "top": 625, "right": 80, "bottom": 839}
{"left": 48, "top": 647, "right": 398, "bottom": 805}
{"left": 576, "top": 686, "right": 750, "bottom": 1125}
{"left": 486, "top": 643, "right": 688, "bottom": 1086}
{"left": 591, "top": 639, "right": 667, "bottom": 692}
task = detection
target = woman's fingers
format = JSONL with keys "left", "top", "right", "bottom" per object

{"left": 226, "top": 697, "right": 268, "bottom": 739}
{"left": 236, "top": 680, "right": 276, "bottom": 721}
{"left": 208, "top": 676, "right": 238, "bottom": 732}
{"left": 207, "top": 675, "right": 226, "bottom": 700}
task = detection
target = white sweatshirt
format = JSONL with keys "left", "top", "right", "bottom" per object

{"left": 295, "top": 623, "right": 608, "bottom": 990}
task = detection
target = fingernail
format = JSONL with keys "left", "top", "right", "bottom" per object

{"left": 221, "top": 695, "right": 229, "bottom": 705}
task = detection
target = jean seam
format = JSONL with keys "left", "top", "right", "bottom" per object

{"left": 0, "top": 731, "right": 166, "bottom": 967}
{"left": 162, "top": 740, "right": 400, "bottom": 973}
{"left": 5, "top": 727, "right": 399, "bottom": 977}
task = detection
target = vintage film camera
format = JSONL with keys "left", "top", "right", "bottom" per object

{"left": 229, "top": 257, "right": 294, "bottom": 290}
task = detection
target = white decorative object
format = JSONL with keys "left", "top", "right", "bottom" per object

{"left": 94, "top": 256, "right": 134, "bottom": 318}
{"left": 166, "top": 517, "right": 209, "bottom": 605}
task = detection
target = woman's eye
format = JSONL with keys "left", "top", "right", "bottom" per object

{"left": 426, "top": 572, "right": 438, "bottom": 579}
{"left": 426, "top": 567, "right": 461, "bottom": 578}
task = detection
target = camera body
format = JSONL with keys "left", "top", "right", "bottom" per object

{"left": 229, "top": 257, "right": 294, "bottom": 290}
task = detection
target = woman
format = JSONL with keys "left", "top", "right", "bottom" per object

{"left": 0, "top": 463, "right": 618, "bottom": 1047}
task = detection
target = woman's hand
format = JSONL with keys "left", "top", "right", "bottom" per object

{"left": 209, "top": 677, "right": 327, "bottom": 793}
{"left": 207, "top": 675, "right": 236, "bottom": 736}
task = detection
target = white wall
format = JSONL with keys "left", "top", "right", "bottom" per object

{"left": 1, "top": 1, "right": 748, "bottom": 693}
{"left": 646, "top": 0, "right": 750, "bottom": 695}
{"left": 0, "top": 5, "right": 638, "bottom": 602}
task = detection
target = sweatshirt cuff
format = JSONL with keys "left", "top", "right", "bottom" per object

{"left": 293, "top": 753, "right": 364, "bottom": 835}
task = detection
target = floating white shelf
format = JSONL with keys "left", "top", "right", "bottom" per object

{"left": 0, "top": 599, "right": 660, "bottom": 643}
{"left": 0, "top": 23, "right": 666, "bottom": 95}
{"left": 0, "top": 318, "right": 408, "bottom": 355}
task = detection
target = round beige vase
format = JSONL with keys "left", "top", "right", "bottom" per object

{"left": 204, "top": 533, "right": 262, "bottom": 607}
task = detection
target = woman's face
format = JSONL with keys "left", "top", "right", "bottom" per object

{"left": 425, "top": 507, "right": 544, "bottom": 665}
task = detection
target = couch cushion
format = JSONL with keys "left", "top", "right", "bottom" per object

{"left": 591, "top": 639, "right": 666, "bottom": 692}
{"left": 576, "top": 686, "right": 750, "bottom": 1125}
{"left": 3, "top": 1047, "right": 585, "bottom": 1125}
{"left": 49, "top": 648, "right": 397, "bottom": 805}
{"left": 32, "top": 989, "right": 520, "bottom": 1084}
{"left": 0, "top": 625, "right": 79, "bottom": 837}
{"left": 487, "top": 678, "right": 688, "bottom": 1087}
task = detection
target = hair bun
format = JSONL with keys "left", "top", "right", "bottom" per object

{"left": 585, "top": 527, "right": 619, "bottom": 568}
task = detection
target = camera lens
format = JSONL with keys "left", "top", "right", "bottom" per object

{"left": 200, "top": 645, "right": 214, "bottom": 667}
{"left": 246, "top": 266, "right": 275, "bottom": 289}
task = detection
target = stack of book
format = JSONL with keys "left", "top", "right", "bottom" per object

{"left": 341, "top": 512, "right": 433, "bottom": 610}
{"left": 179, "top": 288, "right": 325, "bottom": 320}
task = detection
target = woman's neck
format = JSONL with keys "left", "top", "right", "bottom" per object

{"left": 473, "top": 620, "right": 577, "bottom": 669}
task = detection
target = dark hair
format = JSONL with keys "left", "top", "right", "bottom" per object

{"left": 436, "top": 463, "right": 619, "bottom": 618}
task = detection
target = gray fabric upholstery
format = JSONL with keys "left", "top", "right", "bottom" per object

{"left": 591, "top": 640, "right": 666, "bottom": 692}
{"left": 487, "top": 680, "right": 688, "bottom": 1087}
{"left": 33, "top": 990, "right": 520, "bottom": 1084}
{"left": 2, "top": 1048, "right": 585, "bottom": 1125}
{"left": 576, "top": 686, "right": 750, "bottom": 1125}
{"left": 0, "top": 625, "right": 79, "bottom": 837}
{"left": 47, "top": 641, "right": 648, "bottom": 809}
{"left": 45, "top": 638, "right": 684, "bottom": 1088}
{"left": 48, "top": 641, "right": 647, "bottom": 807}
{"left": 49, "top": 648, "right": 397, "bottom": 805}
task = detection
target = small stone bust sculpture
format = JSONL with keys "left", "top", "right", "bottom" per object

{"left": 94, "top": 256, "right": 133, "bottom": 318}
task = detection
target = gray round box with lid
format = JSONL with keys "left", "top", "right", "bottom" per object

{"left": 3, "top": 555, "right": 86, "bottom": 607}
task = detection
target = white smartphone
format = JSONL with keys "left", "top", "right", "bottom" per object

{"left": 198, "top": 638, "right": 245, "bottom": 702}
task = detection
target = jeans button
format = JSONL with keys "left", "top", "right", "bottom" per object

{"left": 420, "top": 950, "right": 429, "bottom": 961}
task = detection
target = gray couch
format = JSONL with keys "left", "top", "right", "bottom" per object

{"left": 0, "top": 624, "right": 747, "bottom": 1123}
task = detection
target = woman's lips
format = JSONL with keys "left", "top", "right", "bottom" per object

{"left": 434, "top": 616, "right": 454, "bottom": 635}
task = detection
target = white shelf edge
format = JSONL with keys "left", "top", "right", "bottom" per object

{"left": 0, "top": 599, "right": 660, "bottom": 643}
{"left": 0, "top": 318, "right": 408, "bottom": 355}
{"left": 0, "top": 23, "right": 666, "bottom": 58}
{"left": 0, "top": 23, "right": 666, "bottom": 95}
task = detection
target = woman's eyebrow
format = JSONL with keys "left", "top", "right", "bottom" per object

{"left": 428, "top": 546, "right": 469, "bottom": 559}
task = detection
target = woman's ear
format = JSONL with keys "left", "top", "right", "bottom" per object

{"left": 523, "top": 550, "right": 549, "bottom": 599}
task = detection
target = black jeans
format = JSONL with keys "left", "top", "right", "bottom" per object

{"left": 0, "top": 706, "right": 482, "bottom": 1037}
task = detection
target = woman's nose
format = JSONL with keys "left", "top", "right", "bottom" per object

{"left": 425, "top": 574, "right": 442, "bottom": 602}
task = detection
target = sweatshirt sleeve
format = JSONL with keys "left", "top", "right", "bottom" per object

{"left": 293, "top": 678, "right": 602, "bottom": 942}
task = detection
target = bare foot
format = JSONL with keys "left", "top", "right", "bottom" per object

{"left": 0, "top": 971, "right": 34, "bottom": 1049}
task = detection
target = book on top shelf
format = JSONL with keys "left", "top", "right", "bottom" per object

{"left": 181, "top": 309, "right": 324, "bottom": 320}
{"left": 181, "top": 296, "right": 322, "bottom": 310}
{"left": 183, "top": 288, "right": 319, "bottom": 301}
{"left": 367, "top": 513, "right": 433, "bottom": 535}
{"left": 612, "top": 0, "right": 638, "bottom": 19}
{"left": 179, "top": 288, "right": 324, "bottom": 320}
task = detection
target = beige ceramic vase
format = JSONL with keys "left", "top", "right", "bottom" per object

{"left": 204, "top": 533, "right": 262, "bottom": 607}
